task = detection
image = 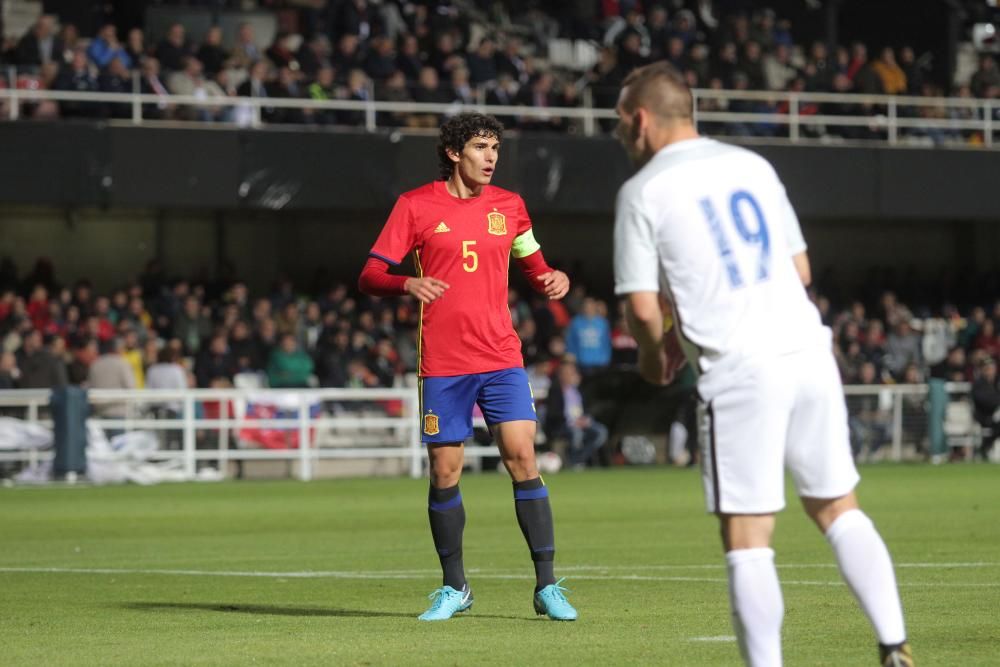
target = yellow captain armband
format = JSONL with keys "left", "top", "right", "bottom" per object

{"left": 511, "top": 229, "right": 541, "bottom": 259}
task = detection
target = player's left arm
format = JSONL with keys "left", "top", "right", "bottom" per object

{"left": 780, "top": 180, "right": 811, "bottom": 287}
{"left": 513, "top": 231, "right": 568, "bottom": 300}
{"left": 511, "top": 196, "right": 569, "bottom": 300}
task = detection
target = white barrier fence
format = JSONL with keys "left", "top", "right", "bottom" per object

{"left": 0, "top": 83, "right": 994, "bottom": 147}
{"left": 0, "top": 381, "right": 981, "bottom": 482}
{"left": 0, "top": 388, "right": 427, "bottom": 480}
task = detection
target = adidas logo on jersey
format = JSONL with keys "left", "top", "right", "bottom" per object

{"left": 434, "top": 222, "right": 451, "bottom": 233}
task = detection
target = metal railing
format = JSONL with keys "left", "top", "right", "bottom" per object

{"left": 0, "top": 83, "right": 995, "bottom": 147}
{"left": 0, "top": 386, "right": 517, "bottom": 480}
{"left": 0, "top": 381, "right": 982, "bottom": 484}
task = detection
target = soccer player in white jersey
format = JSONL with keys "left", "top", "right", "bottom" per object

{"left": 612, "top": 61, "right": 913, "bottom": 667}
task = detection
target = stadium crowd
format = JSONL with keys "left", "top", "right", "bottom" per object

{"left": 2, "top": 256, "right": 1000, "bottom": 458}
{"left": 0, "top": 2, "right": 997, "bottom": 142}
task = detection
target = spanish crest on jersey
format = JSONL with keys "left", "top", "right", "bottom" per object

{"left": 487, "top": 209, "right": 507, "bottom": 235}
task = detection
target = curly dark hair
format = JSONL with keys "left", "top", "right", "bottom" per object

{"left": 436, "top": 112, "right": 504, "bottom": 180}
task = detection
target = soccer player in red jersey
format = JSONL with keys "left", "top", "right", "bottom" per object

{"left": 359, "top": 113, "right": 577, "bottom": 621}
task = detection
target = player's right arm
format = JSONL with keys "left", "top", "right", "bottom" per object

{"left": 358, "top": 194, "right": 450, "bottom": 304}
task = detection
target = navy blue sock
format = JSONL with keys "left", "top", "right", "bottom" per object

{"left": 513, "top": 477, "right": 556, "bottom": 591}
{"left": 428, "top": 484, "right": 466, "bottom": 590}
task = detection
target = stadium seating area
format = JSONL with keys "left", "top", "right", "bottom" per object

{"left": 2, "top": 256, "right": 1000, "bottom": 399}
{"left": 0, "top": 1, "right": 997, "bottom": 141}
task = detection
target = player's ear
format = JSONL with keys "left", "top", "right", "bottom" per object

{"left": 445, "top": 147, "right": 461, "bottom": 164}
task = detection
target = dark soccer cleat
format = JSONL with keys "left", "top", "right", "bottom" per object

{"left": 879, "top": 641, "right": 913, "bottom": 667}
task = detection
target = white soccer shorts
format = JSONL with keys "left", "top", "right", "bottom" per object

{"left": 700, "top": 344, "right": 860, "bottom": 514}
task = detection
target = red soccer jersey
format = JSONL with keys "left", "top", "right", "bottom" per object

{"left": 369, "top": 181, "right": 533, "bottom": 377}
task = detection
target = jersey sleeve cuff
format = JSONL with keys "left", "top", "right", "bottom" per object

{"left": 614, "top": 282, "right": 660, "bottom": 295}
{"left": 369, "top": 251, "right": 401, "bottom": 266}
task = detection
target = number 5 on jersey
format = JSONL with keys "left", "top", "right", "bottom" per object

{"left": 700, "top": 189, "right": 770, "bottom": 289}
{"left": 462, "top": 240, "right": 478, "bottom": 272}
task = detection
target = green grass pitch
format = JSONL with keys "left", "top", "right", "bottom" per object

{"left": 2, "top": 464, "right": 997, "bottom": 665}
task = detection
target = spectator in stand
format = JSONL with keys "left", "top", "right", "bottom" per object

{"left": 395, "top": 33, "right": 423, "bottom": 82}
{"left": 332, "top": 34, "right": 364, "bottom": 81}
{"left": 496, "top": 36, "right": 528, "bottom": 85}
{"left": 929, "top": 346, "right": 967, "bottom": 383}
{"left": 973, "top": 318, "right": 1000, "bottom": 359}
{"left": 972, "top": 356, "right": 1000, "bottom": 460}
{"left": 125, "top": 28, "right": 146, "bottom": 66}
{"left": 871, "top": 47, "right": 906, "bottom": 95}
{"left": 316, "top": 329, "right": 351, "bottom": 387}
{"left": 99, "top": 57, "right": 132, "bottom": 119}
{"left": 308, "top": 65, "right": 339, "bottom": 125}
{"left": 516, "top": 71, "right": 563, "bottom": 132}
{"left": 337, "top": 68, "right": 370, "bottom": 126}
{"left": 155, "top": 23, "right": 190, "bottom": 73}
{"left": 0, "top": 351, "right": 19, "bottom": 389}
{"left": 804, "top": 40, "right": 834, "bottom": 91}
{"left": 88, "top": 338, "right": 136, "bottom": 419}
{"left": 763, "top": 42, "right": 797, "bottom": 91}
{"left": 266, "top": 32, "right": 299, "bottom": 71}
{"left": 847, "top": 360, "right": 892, "bottom": 459}
{"left": 15, "top": 15, "right": 63, "bottom": 68}
{"left": 173, "top": 295, "right": 211, "bottom": 355}
{"left": 884, "top": 319, "right": 922, "bottom": 379}
{"left": 970, "top": 55, "right": 1000, "bottom": 99}
{"left": 297, "top": 34, "right": 332, "bottom": 79}
{"left": 618, "top": 30, "right": 649, "bottom": 73}
{"left": 450, "top": 66, "right": 475, "bottom": 105}
{"left": 167, "top": 56, "right": 228, "bottom": 122}
{"left": 740, "top": 40, "right": 767, "bottom": 90}
{"left": 270, "top": 66, "right": 307, "bottom": 125}
{"left": 411, "top": 66, "right": 449, "bottom": 127}
{"left": 16, "top": 330, "right": 67, "bottom": 389}
{"left": 195, "top": 334, "right": 234, "bottom": 388}
{"left": 230, "top": 23, "right": 261, "bottom": 69}
{"left": 364, "top": 36, "right": 397, "bottom": 83}
{"left": 898, "top": 46, "right": 923, "bottom": 96}
{"left": 196, "top": 26, "right": 229, "bottom": 78}
{"left": 565, "top": 297, "right": 612, "bottom": 374}
{"left": 87, "top": 24, "right": 131, "bottom": 71}
{"left": 466, "top": 36, "right": 498, "bottom": 86}
{"left": 53, "top": 48, "right": 100, "bottom": 118}
{"left": 545, "top": 358, "right": 608, "bottom": 470}
{"left": 267, "top": 333, "right": 314, "bottom": 388}
{"left": 139, "top": 57, "right": 173, "bottom": 120}
{"left": 121, "top": 328, "right": 145, "bottom": 387}
{"left": 376, "top": 69, "right": 414, "bottom": 127}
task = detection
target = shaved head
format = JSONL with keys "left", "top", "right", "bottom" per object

{"left": 619, "top": 61, "right": 693, "bottom": 123}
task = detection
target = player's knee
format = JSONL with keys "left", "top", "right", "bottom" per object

{"left": 502, "top": 447, "right": 538, "bottom": 479}
{"left": 801, "top": 492, "right": 859, "bottom": 532}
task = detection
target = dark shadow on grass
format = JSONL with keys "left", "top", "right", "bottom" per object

{"left": 124, "top": 601, "right": 527, "bottom": 621}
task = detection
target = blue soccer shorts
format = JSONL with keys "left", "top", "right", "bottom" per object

{"left": 419, "top": 367, "right": 537, "bottom": 444}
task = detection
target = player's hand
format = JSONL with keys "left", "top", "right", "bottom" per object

{"left": 662, "top": 326, "right": 688, "bottom": 385}
{"left": 638, "top": 345, "right": 669, "bottom": 386}
{"left": 538, "top": 270, "right": 569, "bottom": 300}
{"left": 404, "top": 276, "right": 449, "bottom": 304}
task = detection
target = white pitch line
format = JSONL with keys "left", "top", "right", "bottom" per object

{"left": 689, "top": 636, "right": 737, "bottom": 643}
{"left": 553, "top": 562, "right": 1000, "bottom": 572}
{"left": 1, "top": 566, "right": 998, "bottom": 587}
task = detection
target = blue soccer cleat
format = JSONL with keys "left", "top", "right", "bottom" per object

{"left": 418, "top": 584, "right": 473, "bottom": 621}
{"left": 533, "top": 578, "right": 578, "bottom": 621}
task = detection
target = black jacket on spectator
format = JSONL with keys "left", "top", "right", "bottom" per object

{"left": 197, "top": 43, "right": 228, "bottom": 76}
{"left": 195, "top": 349, "right": 235, "bottom": 388}
{"left": 466, "top": 53, "right": 497, "bottom": 86}
{"left": 155, "top": 40, "right": 189, "bottom": 72}
{"left": 15, "top": 33, "right": 64, "bottom": 67}
{"left": 395, "top": 52, "right": 423, "bottom": 81}
{"left": 99, "top": 71, "right": 132, "bottom": 118}
{"left": 973, "top": 377, "right": 1000, "bottom": 429}
{"left": 53, "top": 65, "right": 100, "bottom": 117}
{"left": 16, "top": 349, "right": 67, "bottom": 389}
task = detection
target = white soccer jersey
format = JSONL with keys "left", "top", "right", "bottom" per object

{"left": 614, "top": 137, "right": 825, "bottom": 400}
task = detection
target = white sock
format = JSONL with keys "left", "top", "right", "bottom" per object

{"left": 726, "top": 547, "right": 783, "bottom": 667}
{"left": 825, "top": 509, "right": 907, "bottom": 645}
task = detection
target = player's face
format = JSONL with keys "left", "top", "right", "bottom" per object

{"left": 614, "top": 88, "right": 652, "bottom": 167}
{"left": 452, "top": 134, "right": 500, "bottom": 186}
